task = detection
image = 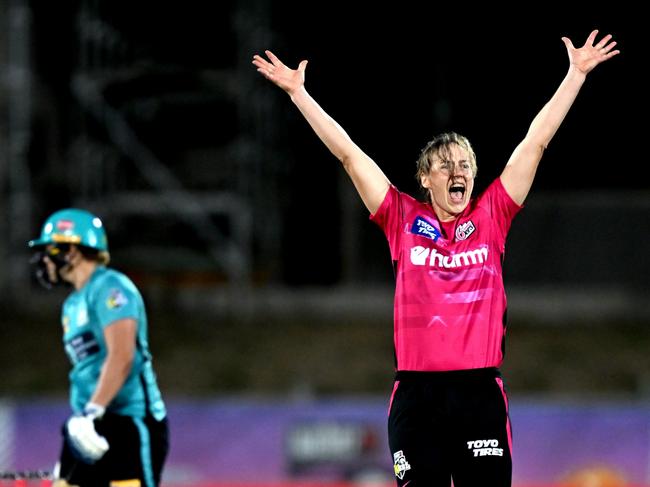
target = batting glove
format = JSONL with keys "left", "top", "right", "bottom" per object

{"left": 65, "top": 403, "right": 109, "bottom": 463}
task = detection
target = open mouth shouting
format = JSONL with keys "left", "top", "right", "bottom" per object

{"left": 449, "top": 183, "right": 466, "bottom": 205}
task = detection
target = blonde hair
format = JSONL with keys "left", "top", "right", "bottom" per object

{"left": 78, "top": 245, "right": 111, "bottom": 266}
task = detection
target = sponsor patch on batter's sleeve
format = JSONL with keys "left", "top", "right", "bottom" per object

{"left": 106, "top": 288, "right": 128, "bottom": 309}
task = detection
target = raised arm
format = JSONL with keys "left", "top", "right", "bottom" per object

{"left": 253, "top": 50, "right": 390, "bottom": 214}
{"left": 500, "top": 30, "right": 620, "bottom": 205}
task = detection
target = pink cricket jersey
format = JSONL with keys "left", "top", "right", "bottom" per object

{"left": 371, "top": 177, "right": 522, "bottom": 371}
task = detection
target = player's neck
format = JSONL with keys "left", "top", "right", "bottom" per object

{"left": 68, "top": 260, "right": 99, "bottom": 290}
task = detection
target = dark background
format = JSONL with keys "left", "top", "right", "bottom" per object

{"left": 30, "top": 2, "right": 642, "bottom": 188}
{"left": 1, "top": 1, "right": 648, "bottom": 398}
{"left": 25, "top": 2, "right": 644, "bottom": 283}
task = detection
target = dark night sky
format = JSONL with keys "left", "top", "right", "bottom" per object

{"left": 272, "top": 3, "right": 643, "bottom": 195}
{"left": 31, "top": 2, "right": 644, "bottom": 194}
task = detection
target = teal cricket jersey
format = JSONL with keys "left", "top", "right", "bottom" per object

{"left": 61, "top": 266, "right": 166, "bottom": 420}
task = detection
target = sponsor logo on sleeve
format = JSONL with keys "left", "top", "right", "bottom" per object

{"left": 106, "top": 288, "right": 128, "bottom": 310}
{"left": 410, "top": 216, "right": 441, "bottom": 242}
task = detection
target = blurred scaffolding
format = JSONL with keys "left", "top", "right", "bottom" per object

{"left": 1, "top": 0, "right": 290, "bottom": 310}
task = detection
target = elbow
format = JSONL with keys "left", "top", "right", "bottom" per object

{"left": 522, "top": 136, "right": 548, "bottom": 158}
{"left": 523, "top": 126, "right": 554, "bottom": 152}
{"left": 339, "top": 152, "right": 356, "bottom": 171}
{"left": 123, "top": 353, "right": 135, "bottom": 374}
{"left": 339, "top": 152, "right": 351, "bottom": 167}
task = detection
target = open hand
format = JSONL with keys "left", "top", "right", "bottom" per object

{"left": 252, "top": 50, "right": 308, "bottom": 95}
{"left": 562, "top": 30, "right": 620, "bottom": 75}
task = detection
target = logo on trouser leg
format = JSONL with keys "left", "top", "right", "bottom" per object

{"left": 393, "top": 450, "right": 411, "bottom": 479}
{"left": 467, "top": 439, "right": 503, "bottom": 457}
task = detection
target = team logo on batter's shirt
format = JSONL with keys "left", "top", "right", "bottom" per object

{"left": 455, "top": 220, "right": 476, "bottom": 241}
{"left": 393, "top": 450, "right": 411, "bottom": 479}
{"left": 410, "top": 216, "right": 441, "bottom": 241}
{"left": 106, "top": 288, "right": 128, "bottom": 309}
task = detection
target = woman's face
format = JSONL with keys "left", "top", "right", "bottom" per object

{"left": 420, "top": 143, "right": 475, "bottom": 221}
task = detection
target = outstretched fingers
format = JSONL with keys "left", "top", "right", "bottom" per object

{"left": 252, "top": 55, "right": 269, "bottom": 70}
{"left": 252, "top": 50, "right": 292, "bottom": 78}
{"left": 561, "top": 36, "right": 575, "bottom": 50}
{"left": 585, "top": 29, "right": 599, "bottom": 47}
{"left": 594, "top": 33, "right": 612, "bottom": 49}
{"left": 264, "top": 50, "right": 285, "bottom": 68}
{"left": 588, "top": 31, "right": 620, "bottom": 59}
{"left": 251, "top": 50, "right": 308, "bottom": 94}
{"left": 562, "top": 29, "right": 621, "bottom": 75}
{"left": 252, "top": 53, "right": 277, "bottom": 81}
{"left": 599, "top": 40, "right": 620, "bottom": 58}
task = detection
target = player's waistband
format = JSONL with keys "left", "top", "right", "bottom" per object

{"left": 395, "top": 367, "right": 501, "bottom": 382}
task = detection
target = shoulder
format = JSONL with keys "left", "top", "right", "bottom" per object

{"left": 385, "top": 185, "right": 427, "bottom": 212}
{"left": 372, "top": 184, "right": 428, "bottom": 224}
{"left": 474, "top": 178, "right": 516, "bottom": 207}
{"left": 90, "top": 267, "right": 139, "bottom": 295}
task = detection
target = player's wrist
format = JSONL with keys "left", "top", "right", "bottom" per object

{"left": 83, "top": 402, "right": 106, "bottom": 420}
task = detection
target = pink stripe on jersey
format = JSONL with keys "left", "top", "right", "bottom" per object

{"left": 395, "top": 288, "right": 493, "bottom": 306}
{"left": 371, "top": 178, "right": 521, "bottom": 371}
{"left": 442, "top": 288, "right": 492, "bottom": 304}
{"left": 495, "top": 377, "right": 513, "bottom": 458}
{"left": 388, "top": 380, "right": 400, "bottom": 416}
{"left": 425, "top": 266, "right": 493, "bottom": 282}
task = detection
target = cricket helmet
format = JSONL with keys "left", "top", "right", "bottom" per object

{"left": 29, "top": 208, "right": 109, "bottom": 253}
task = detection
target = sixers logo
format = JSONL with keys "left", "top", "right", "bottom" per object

{"left": 455, "top": 220, "right": 476, "bottom": 241}
{"left": 393, "top": 450, "right": 411, "bottom": 480}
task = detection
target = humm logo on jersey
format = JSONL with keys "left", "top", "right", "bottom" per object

{"left": 410, "top": 245, "right": 488, "bottom": 268}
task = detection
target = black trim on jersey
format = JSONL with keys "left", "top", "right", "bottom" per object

{"left": 139, "top": 372, "right": 152, "bottom": 417}
{"left": 134, "top": 335, "right": 155, "bottom": 418}
{"left": 500, "top": 251, "right": 509, "bottom": 359}
{"left": 501, "top": 308, "right": 508, "bottom": 359}
{"left": 391, "top": 259, "right": 399, "bottom": 370}
{"left": 390, "top": 188, "right": 407, "bottom": 370}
